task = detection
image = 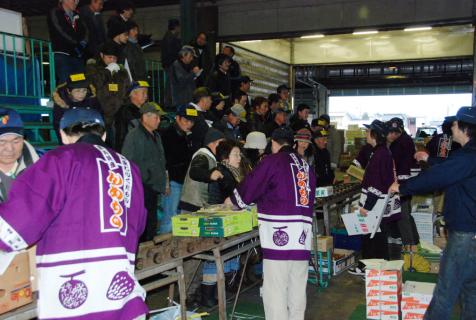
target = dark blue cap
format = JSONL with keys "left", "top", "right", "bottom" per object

{"left": 271, "top": 126, "right": 294, "bottom": 141}
{"left": 446, "top": 107, "right": 476, "bottom": 125}
{"left": 60, "top": 108, "right": 105, "bottom": 130}
{"left": 387, "top": 117, "right": 404, "bottom": 132}
{"left": 0, "top": 107, "right": 24, "bottom": 138}
{"left": 127, "top": 81, "right": 150, "bottom": 94}
{"left": 240, "top": 76, "right": 253, "bottom": 83}
{"left": 364, "top": 120, "right": 389, "bottom": 137}
{"left": 177, "top": 104, "right": 200, "bottom": 121}
{"left": 277, "top": 84, "right": 291, "bottom": 93}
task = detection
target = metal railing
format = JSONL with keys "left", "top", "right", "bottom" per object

{"left": 0, "top": 31, "right": 55, "bottom": 99}
{"left": 145, "top": 58, "right": 164, "bottom": 105}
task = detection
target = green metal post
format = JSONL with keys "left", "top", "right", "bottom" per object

{"left": 3, "top": 34, "right": 8, "bottom": 95}
{"left": 31, "top": 40, "right": 36, "bottom": 97}
{"left": 22, "top": 37, "right": 27, "bottom": 96}
{"left": 180, "top": 0, "right": 196, "bottom": 46}
{"left": 13, "top": 37, "right": 18, "bottom": 95}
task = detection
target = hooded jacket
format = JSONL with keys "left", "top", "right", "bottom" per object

{"left": 84, "top": 58, "right": 130, "bottom": 127}
{"left": 52, "top": 82, "right": 103, "bottom": 143}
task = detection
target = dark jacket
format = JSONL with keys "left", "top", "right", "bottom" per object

{"left": 107, "top": 13, "right": 126, "bottom": 34}
{"left": 52, "top": 83, "right": 103, "bottom": 143}
{"left": 229, "top": 59, "right": 242, "bottom": 93}
{"left": 79, "top": 5, "right": 106, "bottom": 57}
{"left": 207, "top": 70, "right": 231, "bottom": 108}
{"left": 189, "top": 39, "right": 212, "bottom": 87}
{"left": 265, "top": 120, "right": 284, "bottom": 138}
{"left": 161, "top": 31, "right": 181, "bottom": 69}
{"left": 425, "top": 133, "right": 461, "bottom": 165}
{"left": 170, "top": 59, "right": 196, "bottom": 107}
{"left": 190, "top": 108, "right": 210, "bottom": 154}
{"left": 351, "top": 143, "right": 373, "bottom": 169}
{"left": 209, "top": 164, "right": 239, "bottom": 205}
{"left": 289, "top": 113, "right": 310, "bottom": 132}
{"left": 122, "top": 123, "right": 167, "bottom": 193}
{"left": 400, "top": 138, "right": 476, "bottom": 233}
{"left": 95, "top": 39, "right": 126, "bottom": 65}
{"left": 123, "top": 40, "right": 148, "bottom": 81}
{"left": 162, "top": 122, "right": 193, "bottom": 185}
{"left": 243, "top": 110, "right": 266, "bottom": 139}
{"left": 206, "top": 107, "right": 224, "bottom": 125}
{"left": 390, "top": 131, "right": 421, "bottom": 182}
{"left": 47, "top": 4, "right": 89, "bottom": 56}
{"left": 214, "top": 117, "right": 243, "bottom": 142}
{"left": 84, "top": 57, "right": 130, "bottom": 127}
{"left": 114, "top": 100, "right": 142, "bottom": 153}
{"left": 314, "top": 146, "right": 335, "bottom": 187}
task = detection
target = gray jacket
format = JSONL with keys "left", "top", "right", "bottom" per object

{"left": 122, "top": 123, "right": 167, "bottom": 193}
{"left": 170, "top": 60, "right": 196, "bottom": 106}
{"left": 326, "top": 125, "right": 341, "bottom": 167}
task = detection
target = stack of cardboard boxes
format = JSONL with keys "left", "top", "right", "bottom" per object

{"left": 411, "top": 204, "right": 435, "bottom": 245}
{"left": 171, "top": 206, "right": 256, "bottom": 237}
{"left": 0, "top": 252, "right": 33, "bottom": 315}
{"left": 401, "top": 281, "right": 435, "bottom": 319}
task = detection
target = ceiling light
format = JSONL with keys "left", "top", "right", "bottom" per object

{"left": 42, "top": 62, "right": 50, "bottom": 65}
{"left": 388, "top": 65, "right": 396, "bottom": 69}
{"left": 238, "top": 40, "right": 261, "bottom": 43}
{"left": 404, "top": 27, "right": 432, "bottom": 32}
{"left": 353, "top": 30, "right": 378, "bottom": 35}
{"left": 301, "top": 34, "right": 324, "bottom": 38}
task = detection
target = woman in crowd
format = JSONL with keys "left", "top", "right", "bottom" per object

{"left": 348, "top": 120, "right": 401, "bottom": 278}
{"left": 294, "top": 128, "right": 315, "bottom": 167}
{"left": 52, "top": 73, "right": 103, "bottom": 144}
{"left": 243, "top": 131, "right": 267, "bottom": 168}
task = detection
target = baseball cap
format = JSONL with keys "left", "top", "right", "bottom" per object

{"left": 387, "top": 117, "right": 404, "bottom": 132}
{"left": 0, "top": 108, "right": 24, "bottom": 138}
{"left": 277, "top": 84, "right": 291, "bottom": 93}
{"left": 181, "top": 45, "right": 198, "bottom": 58}
{"left": 273, "top": 107, "right": 291, "bottom": 116}
{"left": 140, "top": 102, "right": 167, "bottom": 115}
{"left": 168, "top": 18, "right": 180, "bottom": 30}
{"left": 211, "top": 92, "right": 229, "bottom": 102}
{"left": 319, "top": 114, "right": 330, "bottom": 124}
{"left": 244, "top": 132, "right": 267, "bottom": 149}
{"left": 60, "top": 108, "right": 104, "bottom": 130}
{"left": 295, "top": 129, "right": 312, "bottom": 142}
{"left": 204, "top": 128, "right": 226, "bottom": 145}
{"left": 231, "top": 104, "right": 247, "bottom": 122}
{"left": 177, "top": 104, "right": 200, "bottom": 121}
{"left": 363, "top": 120, "right": 389, "bottom": 137}
{"left": 240, "top": 76, "right": 253, "bottom": 83}
{"left": 66, "top": 73, "right": 90, "bottom": 89}
{"left": 127, "top": 81, "right": 150, "bottom": 94}
{"left": 312, "top": 130, "right": 330, "bottom": 139}
{"left": 446, "top": 106, "right": 476, "bottom": 125}
{"left": 311, "top": 119, "right": 326, "bottom": 128}
{"left": 271, "top": 126, "right": 294, "bottom": 141}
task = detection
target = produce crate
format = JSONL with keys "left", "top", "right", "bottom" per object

{"left": 331, "top": 228, "right": 362, "bottom": 251}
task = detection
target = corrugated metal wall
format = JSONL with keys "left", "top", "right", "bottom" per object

{"left": 221, "top": 43, "right": 290, "bottom": 101}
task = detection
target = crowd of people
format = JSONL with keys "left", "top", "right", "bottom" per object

{"left": 0, "top": 0, "right": 474, "bottom": 319}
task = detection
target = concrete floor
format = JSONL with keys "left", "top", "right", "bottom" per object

{"left": 143, "top": 242, "right": 462, "bottom": 319}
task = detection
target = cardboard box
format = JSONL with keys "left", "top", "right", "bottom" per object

{"left": 316, "top": 236, "right": 333, "bottom": 252}
{"left": 317, "top": 248, "right": 355, "bottom": 275}
{"left": 366, "top": 299, "right": 400, "bottom": 312}
{"left": 172, "top": 211, "right": 251, "bottom": 228}
{"left": 402, "top": 312, "right": 425, "bottom": 319}
{"left": 348, "top": 124, "right": 359, "bottom": 131}
{"left": 172, "top": 221, "right": 252, "bottom": 237}
{"left": 366, "top": 269, "right": 402, "bottom": 282}
{"left": 343, "top": 174, "right": 360, "bottom": 184}
{"left": 415, "top": 222, "right": 433, "bottom": 232}
{"left": 402, "top": 281, "right": 435, "bottom": 305}
{"left": 27, "top": 245, "right": 38, "bottom": 292}
{"left": 418, "top": 232, "right": 434, "bottom": 245}
{"left": 362, "top": 260, "right": 404, "bottom": 309}
{"left": 367, "top": 309, "right": 399, "bottom": 320}
{"left": 252, "top": 211, "right": 258, "bottom": 227}
{"left": 0, "top": 252, "right": 33, "bottom": 315}
{"left": 315, "top": 186, "right": 333, "bottom": 198}
{"left": 346, "top": 165, "right": 365, "bottom": 181}
{"left": 171, "top": 214, "right": 207, "bottom": 227}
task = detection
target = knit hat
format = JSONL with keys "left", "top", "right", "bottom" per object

{"left": 0, "top": 108, "right": 24, "bottom": 138}
{"left": 100, "top": 42, "right": 121, "bottom": 57}
{"left": 244, "top": 132, "right": 267, "bottom": 149}
{"left": 108, "top": 22, "right": 128, "bottom": 39}
{"left": 295, "top": 129, "right": 312, "bottom": 143}
{"left": 204, "top": 128, "right": 226, "bottom": 145}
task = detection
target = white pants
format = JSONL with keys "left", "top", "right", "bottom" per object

{"left": 263, "top": 259, "right": 308, "bottom": 320}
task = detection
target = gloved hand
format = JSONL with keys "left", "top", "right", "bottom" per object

{"left": 106, "top": 63, "right": 120, "bottom": 74}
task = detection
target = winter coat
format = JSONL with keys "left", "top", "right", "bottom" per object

{"left": 161, "top": 31, "right": 181, "bottom": 69}
{"left": 229, "top": 59, "right": 242, "bottom": 93}
{"left": 79, "top": 5, "right": 106, "bottom": 57}
{"left": 207, "top": 70, "right": 231, "bottom": 108}
{"left": 123, "top": 40, "right": 148, "bottom": 81}
{"left": 113, "top": 100, "right": 142, "bottom": 153}
{"left": 209, "top": 163, "right": 239, "bottom": 205}
{"left": 231, "top": 145, "right": 316, "bottom": 261}
{"left": 289, "top": 113, "right": 310, "bottom": 132}
{"left": 314, "top": 146, "right": 335, "bottom": 187}
{"left": 52, "top": 82, "right": 103, "bottom": 143}
{"left": 265, "top": 120, "right": 284, "bottom": 138}
{"left": 243, "top": 110, "right": 266, "bottom": 139}
{"left": 214, "top": 117, "right": 243, "bottom": 142}
{"left": 122, "top": 123, "right": 167, "bottom": 193}
{"left": 162, "top": 122, "right": 193, "bottom": 185}
{"left": 189, "top": 107, "right": 210, "bottom": 154}
{"left": 47, "top": 4, "right": 89, "bottom": 57}
{"left": 94, "top": 39, "right": 126, "bottom": 66}
{"left": 170, "top": 60, "right": 196, "bottom": 107}
{"left": 189, "top": 39, "right": 212, "bottom": 87}
{"left": 84, "top": 58, "right": 130, "bottom": 127}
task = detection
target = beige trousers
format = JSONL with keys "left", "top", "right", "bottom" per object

{"left": 263, "top": 259, "right": 308, "bottom": 320}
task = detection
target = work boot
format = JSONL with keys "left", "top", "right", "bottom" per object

{"left": 200, "top": 282, "right": 218, "bottom": 308}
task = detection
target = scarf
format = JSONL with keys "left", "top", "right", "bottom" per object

{"left": 221, "top": 161, "right": 243, "bottom": 182}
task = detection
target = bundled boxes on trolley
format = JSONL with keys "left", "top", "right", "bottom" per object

{"left": 411, "top": 204, "right": 435, "bottom": 245}
{"left": 401, "top": 281, "right": 435, "bottom": 319}
{"left": 171, "top": 205, "right": 257, "bottom": 237}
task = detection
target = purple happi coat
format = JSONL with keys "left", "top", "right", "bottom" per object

{"left": 352, "top": 143, "right": 373, "bottom": 169}
{"left": 0, "top": 143, "right": 148, "bottom": 320}
{"left": 392, "top": 132, "right": 421, "bottom": 181}
{"left": 359, "top": 145, "right": 401, "bottom": 223}
{"left": 231, "top": 147, "right": 317, "bottom": 261}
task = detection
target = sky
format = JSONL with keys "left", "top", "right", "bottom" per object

{"left": 329, "top": 94, "right": 472, "bottom": 123}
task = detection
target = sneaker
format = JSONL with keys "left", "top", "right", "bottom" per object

{"left": 348, "top": 267, "right": 365, "bottom": 276}
{"left": 394, "top": 238, "right": 402, "bottom": 245}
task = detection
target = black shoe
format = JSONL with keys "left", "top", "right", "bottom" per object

{"left": 348, "top": 267, "right": 365, "bottom": 276}
{"left": 200, "top": 283, "right": 218, "bottom": 308}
